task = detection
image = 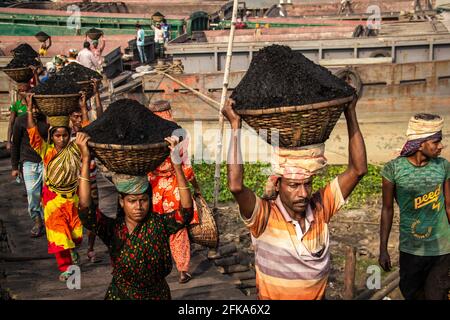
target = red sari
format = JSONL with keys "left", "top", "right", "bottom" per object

{"left": 148, "top": 157, "right": 199, "bottom": 272}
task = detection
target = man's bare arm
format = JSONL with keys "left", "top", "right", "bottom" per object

{"left": 92, "top": 78, "right": 103, "bottom": 118}
{"left": 337, "top": 95, "right": 368, "bottom": 199}
{"left": 100, "top": 36, "right": 106, "bottom": 53}
{"left": 223, "top": 99, "right": 256, "bottom": 219}
{"left": 80, "top": 92, "right": 89, "bottom": 124}
{"left": 379, "top": 178, "right": 395, "bottom": 271}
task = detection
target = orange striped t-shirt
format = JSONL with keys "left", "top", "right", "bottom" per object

{"left": 243, "top": 177, "right": 345, "bottom": 300}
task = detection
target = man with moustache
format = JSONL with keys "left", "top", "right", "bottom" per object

{"left": 222, "top": 95, "right": 367, "bottom": 300}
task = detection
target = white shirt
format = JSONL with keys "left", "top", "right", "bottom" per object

{"left": 153, "top": 28, "right": 164, "bottom": 44}
{"left": 276, "top": 195, "right": 315, "bottom": 256}
{"left": 76, "top": 48, "right": 99, "bottom": 71}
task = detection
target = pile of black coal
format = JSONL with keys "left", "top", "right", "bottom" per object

{"left": 6, "top": 43, "right": 40, "bottom": 68}
{"left": 230, "top": 45, "right": 355, "bottom": 110}
{"left": 5, "top": 56, "right": 40, "bottom": 68}
{"left": 56, "top": 63, "right": 102, "bottom": 82}
{"left": 83, "top": 99, "right": 182, "bottom": 145}
{"left": 31, "top": 74, "right": 81, "bottom": 95}
{"left": 11, "top": 43, "right": 38, "bottom": 58}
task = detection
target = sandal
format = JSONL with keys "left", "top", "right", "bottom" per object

{"left": 30, "top": 223, "right": 44, "bottom": 238}
{"left": 70, "top": 249, "right": 80, "bottom": 266}
{"left": 59, "top": 270, "right": 74, "bottom": 282}
{"left": 179, "top": 272, "right": 192, "bottom": 284}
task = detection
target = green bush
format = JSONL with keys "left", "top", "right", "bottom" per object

{"left": 192, "top": 162, "right": 382, "bottom": 208}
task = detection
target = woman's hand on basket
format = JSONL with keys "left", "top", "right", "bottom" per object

{"left": 75, "top": 132, "right": 91, "bottom": 160}
{"left": 165, "top": 135, "right": 182, "bottom": 166}
{"left": 92, "top": 78, "right": 100, "bottom": 93}
{"left": 222, "top": 99, "right": 241, "bottom": 128}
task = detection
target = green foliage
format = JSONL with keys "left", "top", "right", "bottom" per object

{"left": 192, "top": 162, "right": 382, "bottom": 208}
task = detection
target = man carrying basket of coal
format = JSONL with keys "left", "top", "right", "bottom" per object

{"left": 223, "top": 94, "right": 367, "bottom": 299}
{"left": 223, "top": 47, "right": 367, "bottom": 300}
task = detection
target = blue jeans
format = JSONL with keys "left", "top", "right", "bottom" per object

{"left": 137, "top": 45, "right": 147, "bottom": 63}
{"left": 22, "top": 161, "right": 44, "bottom": 221}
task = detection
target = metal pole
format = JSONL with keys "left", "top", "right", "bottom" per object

{"left": 212, "top": 0, "right": 239, "bottom": 210}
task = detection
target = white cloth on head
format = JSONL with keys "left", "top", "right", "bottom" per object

{"left": 406, "top": 115, "right": 444, "bottom": 141}
{"left": 264, "top": 143, "right": 328, "bottom": 199}
{"left": 270, "top": 143, "right": 327, "bottom": 179}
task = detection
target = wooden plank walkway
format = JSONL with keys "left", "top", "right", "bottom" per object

{"left": 0, "top": 158, "right": 255, "bottom": 300}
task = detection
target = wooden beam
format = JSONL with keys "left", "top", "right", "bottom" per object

{"left": 319, "top": 57, "right": 393, "bottom": 66}
{"left": 354, "top": 269, "right": 400, "bottom": 300}
{"left": 343, "top": 246, "right": 357, "bottom": 299}
{"left": 158, "top": 71, "right": 220, "bottom": 111}
{"left": 369, "top": 275, "right": 400, "bottom": 300}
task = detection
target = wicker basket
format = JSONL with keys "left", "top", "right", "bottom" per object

{"left": 152, "top": 12, "right": 164, "bottom": 22}
{"left": 86, "top": 30, "right": 103, "bottom": 40}
{"left": 33, "top": 93, "right": 81, "bottom": 116}
{"left": 35, "top": 32, "right": 49, "bottom": 43}
{"left": 2, "top": 67, "right": 33, "bottom": 83}
{"left": 235, "top": 95, "right": 354, "bottom": 148}
{"left": 87, "top": 141, "right": 170, "bottom": 175}
{"left": 149, "top": 100, "right": 171, "bottom": 112}
{"left": 188, "top": 194, "right": 219, "bottom": 249}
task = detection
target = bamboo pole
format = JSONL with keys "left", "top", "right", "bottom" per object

{"left": 354, "top": 269, "right": 400, "bottom": 300}
{"left": 212, "top": 0, "right": 239, "bottom": 210}
{"left": 157, "top": 71, "right": 220, "bottom": 110}
{"left": 369, "top": 275, "right": 400, "bottom": 300}
{"left": 158, "top": 72, "right": 251, "bottom": 132}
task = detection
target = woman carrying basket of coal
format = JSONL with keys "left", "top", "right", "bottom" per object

{"left": 25, "top": 93, "right": 84, "bottom": 281}
{"left": 76, "top": 132, "right": 195, "bottom": 300}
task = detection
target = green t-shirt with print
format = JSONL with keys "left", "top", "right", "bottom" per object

{"left": 9, "top": 100, "right": 27, "bottom": 117}
{"left": 381, "top": 156, "right": 450, "bottom": 256}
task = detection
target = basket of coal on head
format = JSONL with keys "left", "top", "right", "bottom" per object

{"left": 2, "top": 44, "right": 41, "bottom": 83}
{"left": 35, "top": 31, "right": 50, "bottom": 43}
{"left": 231, "top": 45, "right": 356, "bottom": 148}
{"left": 58, "top": 63, "right": 103, "bottom": 99}
{"left": 30, "top": 74, "right": 81, "bottom": 116}
{"left": 86, "top": 28, "right": 103, "bottom": 41}
{"left": 83, "top": 99, "right": 183, "bottom": 176}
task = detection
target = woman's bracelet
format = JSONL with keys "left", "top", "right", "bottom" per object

{"left": 178, "top": 186, "right": 190, "bottom": 190}
{"left": 78, "top": 176, "right": 90, "bottom": 182}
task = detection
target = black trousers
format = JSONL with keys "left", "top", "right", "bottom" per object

{"left": 399, "top": 251, "right": 450, "bottom": 300}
